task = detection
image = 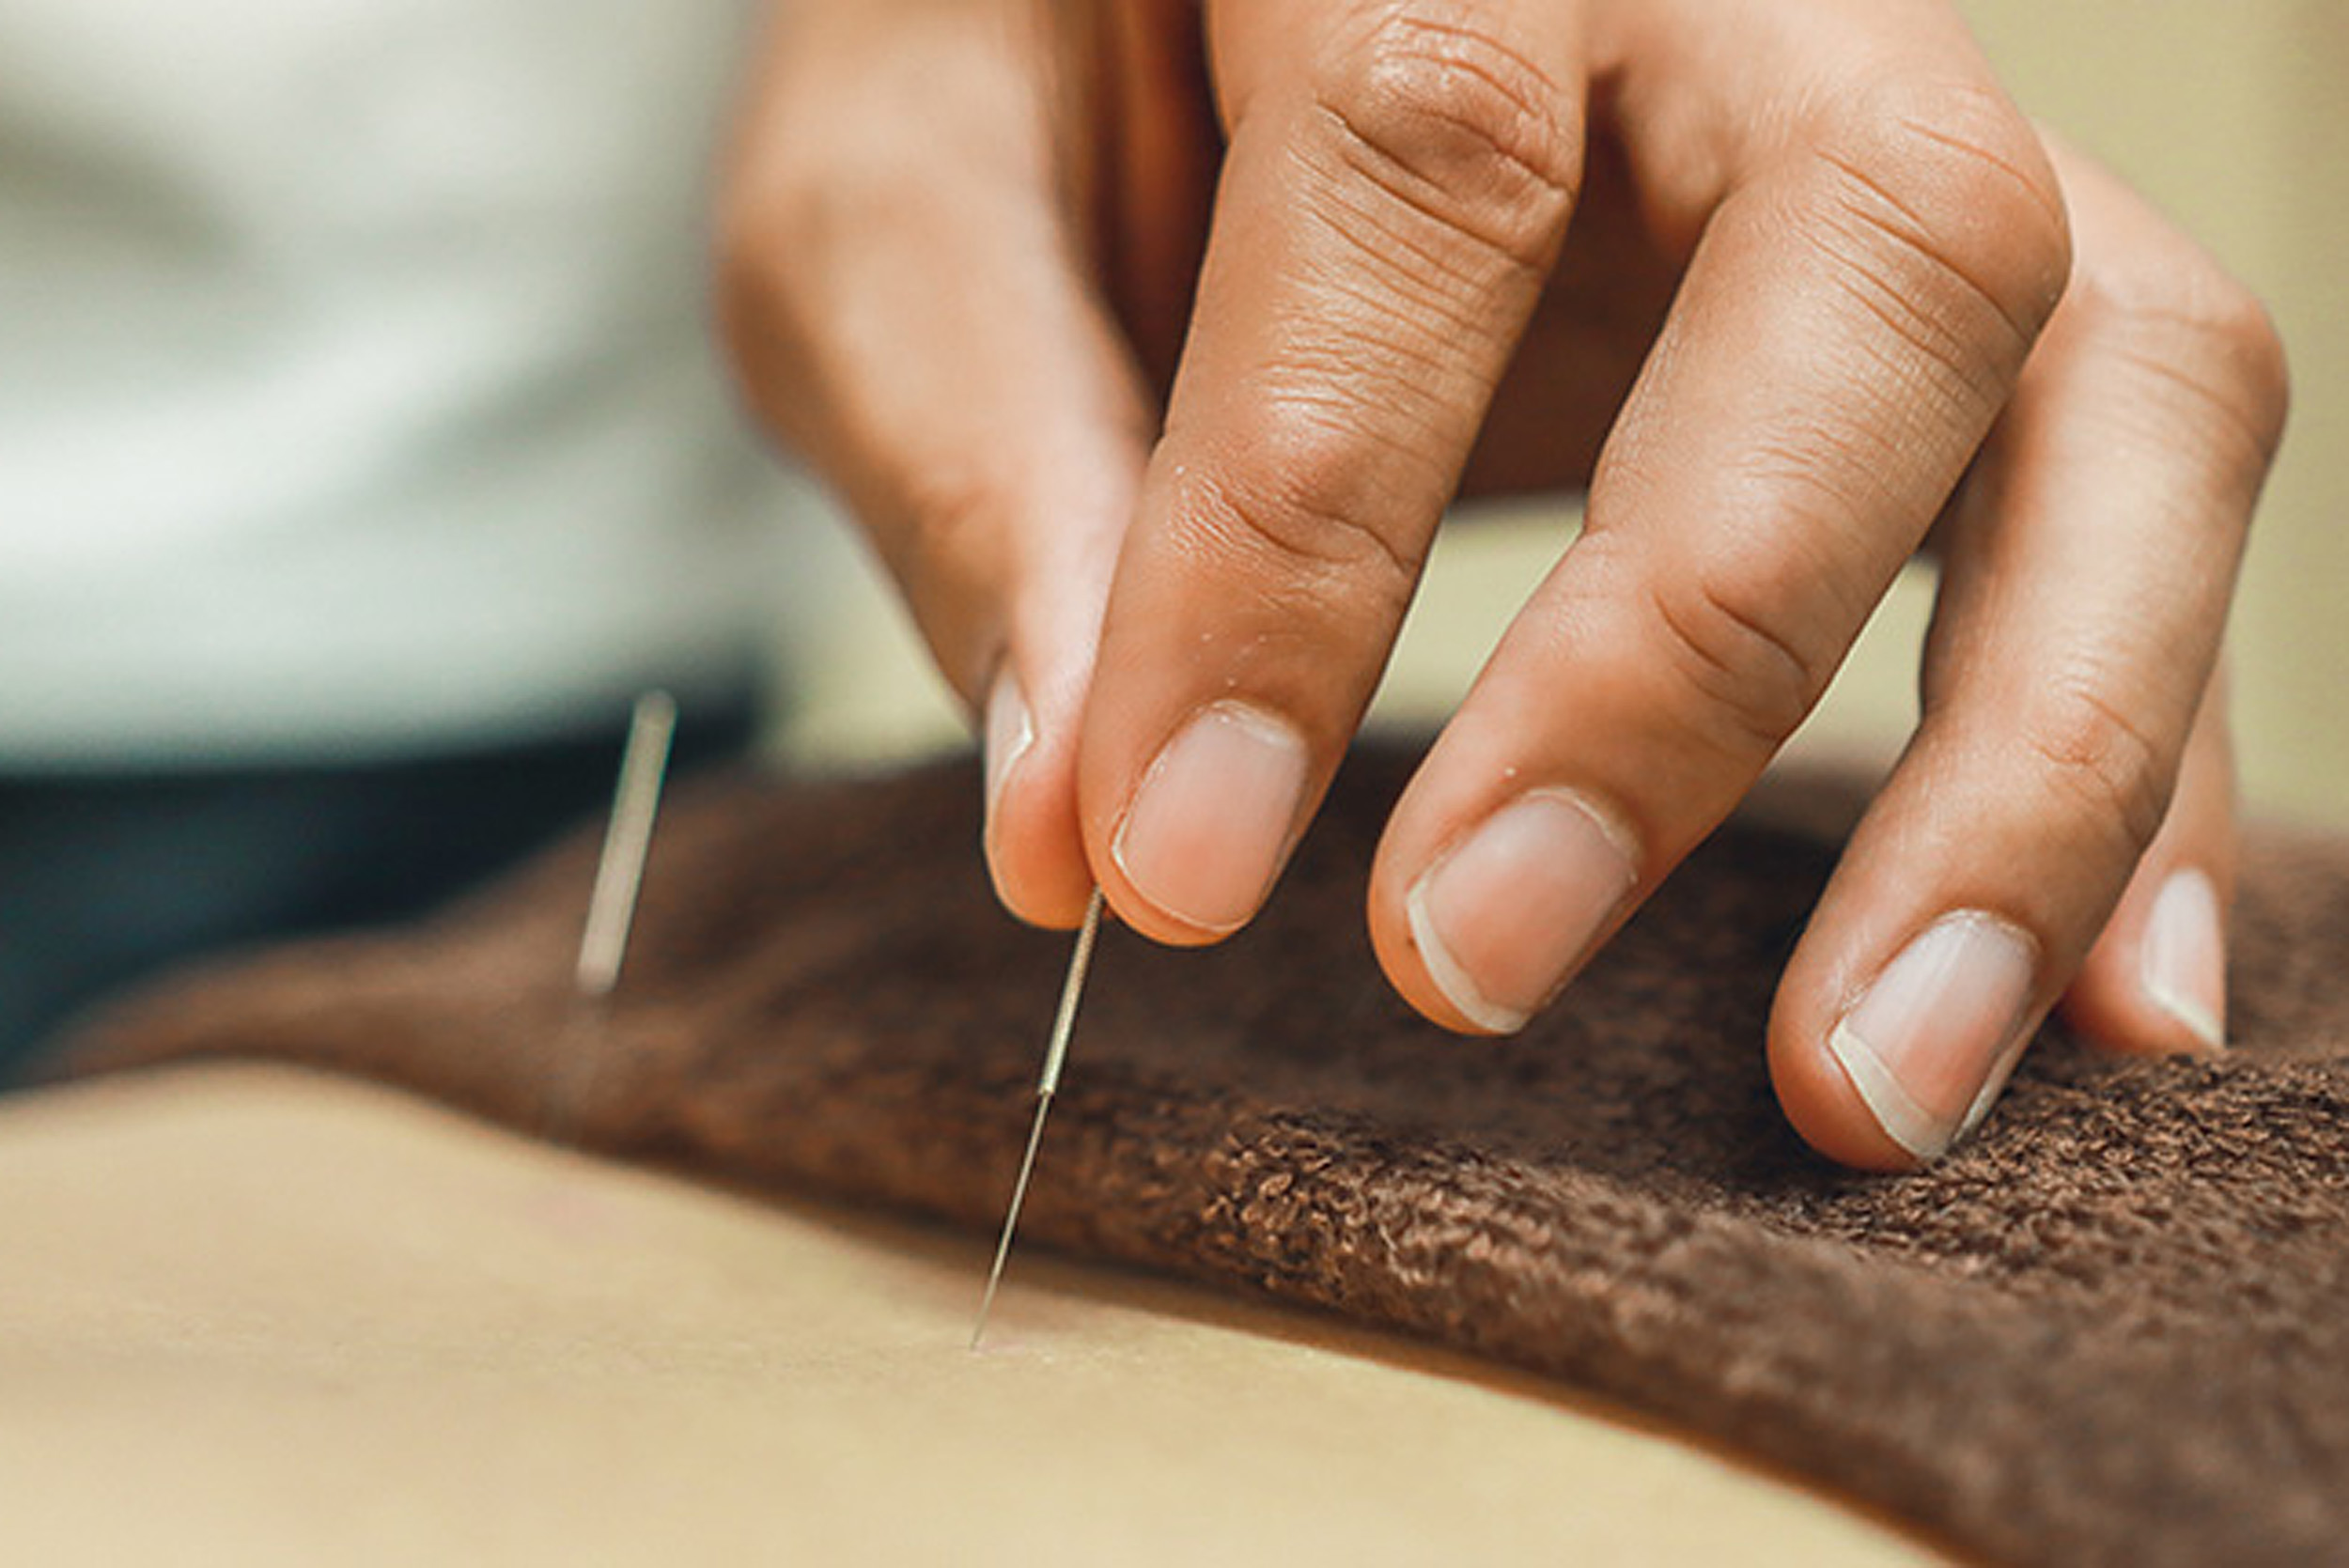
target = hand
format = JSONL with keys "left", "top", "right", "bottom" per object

{"left": 719, "top": 0, "right": 2287, "bottom": 1168}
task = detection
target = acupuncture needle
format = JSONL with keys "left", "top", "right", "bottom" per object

{"left": 972, "top": 886, "right": 1106, "bottom": 1350}
{"left": 545, "top": 690, "right": 677, "bottom": 1142}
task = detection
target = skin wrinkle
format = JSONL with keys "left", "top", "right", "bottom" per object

{"left": 1304, "top": 9, "right": 1583, "bottom": 255}
{"left": 1293, "top": 125, "right": 1548, "bottom": 305}
{"left": 1804, "top": 135, "right": 2055, "bottom": 364}
{"left": 1160, "top": 451, "right": 1427, "bottom": 605}
{"left": 2018, "top": 672, "right": 2179, "bottom": 865}
{"left": 2087, "top": 334, "right": 2283, "bottom": 481}
{"left": 1255, "top": 289, "right": 1469, "bottom": 456}
{"left": 1645, "top": 576, "right": 1827, "bottom": 753}
{"left": 1890, "top": 106, "right": 2072, "bottom": 249}
{"left": 1800, "top": 215, "right": 2010, "bottom": 428}
{"left": 1307, "top": 94, "right": 1571, "bottom": 282}
{"left": 1291, "top": 183, "right": 1527, "bottom": 378}
{"left": 62, "top": 747, "right": 2349, "bottom": 1568}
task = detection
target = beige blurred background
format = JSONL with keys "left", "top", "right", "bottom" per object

{"left": 782, "top": 0, "right": 2347, "bottom": 830}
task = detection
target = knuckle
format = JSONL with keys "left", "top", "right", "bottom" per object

{"left": 1643, "top": 567, "right": 1833, "bottom": 753}
{"left": 895, "top": 453, "right": 1003, "bottom": 561}
{"left": 1804, "top": 79, "right": 2073, "bottom": 365}
{"left": 714, "top": 229, "right": 796, "bottom": 396}
{"left": 887, "top": 452, "right": 1009, "bottom": 592}
{"left": 1310, "top": 5, "right": 1581, "bottom": 273}
{"left": 788, "top": 443, "right": 1011, "bottom": 696}
{"left": 2069, "top": 253, "right": 2292, "bottom": 467}
{"left": 714, "top": 145, "right": 867, "bottom": 411}
{"left": 714, "top": 170, "right": 791, "bottom": 377}
{"left": 713, "top": 227, "right": 817, "bottom": 453}
{"left": 2232, "top": 296, "right": 2294, "bottom": 458}
{"left": 2019, "top": 673, "right": 2177, "bottom": 858}
{"left": 1173, "top": 400, "right": 1424, "bottom": 605}
{"left": 875, "top": 452, "right": 1028, "bottom": 686}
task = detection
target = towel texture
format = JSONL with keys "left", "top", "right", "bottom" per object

{"left": 62, "top": 749, "right": 2349, "bottom": 1567}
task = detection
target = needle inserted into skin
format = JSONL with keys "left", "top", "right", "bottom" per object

{"left": 545, "top": 691, "right": 677, "bottom": 1141}
{"left": 972, "top": 887, "right": 1106, "bottom": 1350}
{"left": 577, "top": 691, "right": 679, "bottom": 1000}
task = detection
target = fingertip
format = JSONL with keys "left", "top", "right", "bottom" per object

{"left": 2062, "top": 862, "right": 2229, "bottom": 1060}
{"left": 1765, "top": 915, "right": 1937, "bottom": 1173}
{"left": 1365, "top": 769, "right": 1532, "bottom": 1040}
{"left": 1369, "top": 781, "right": 1641, "bottom": 1042}
{"left": 1367, "top": 888, "right": 1521, "bottom": 1039}
{"left": 1087, "top": 700, "right": 1315, "bottom": 949}
{"left": 1092, "top": 821, "right": 1273, "bottom": 949}
{"left": 1767, "top": 1017, "right": 1923, "bottom": 1174}
{"left": 981, "top": 671, "right": 1097, "bottom": 931}
{"left": 982, "top": 668, "right": 1035, "bottom": 841}
{"left": 985, "top": 776, "right": 1097, "bottom": 931}
{"left": 1094, "top": 884, "right": 1237, "bottom": 948}
{"left": 2057, "top": 668, "right": 2236, "bottom": 1060}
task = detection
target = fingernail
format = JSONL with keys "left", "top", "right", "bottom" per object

{"left": 1406, "top": 790, "right": 1640, "bottom": 1034}
{"left": 983, "top": 669, "right": 1033, "bottom": 845}
{"left": 2141, "top": 868, "right": 2226, "bottom": 1054}
{"left": 1112, "top": 702, "right": 1309, "bottom": 932}
{"left": 1828, "top": 913, "right": 2038, "bottom": 1162}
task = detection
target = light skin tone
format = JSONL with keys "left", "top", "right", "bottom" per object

{"left": 719, "top": 0, "right": 2288, "bottom": 1170}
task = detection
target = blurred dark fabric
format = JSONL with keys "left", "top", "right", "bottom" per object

{"left": 0, "top": 703, "right": 754, "bottom": 1080}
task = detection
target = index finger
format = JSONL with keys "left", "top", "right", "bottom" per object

{"left": 1078, "top": 0, "right": 1588, "bottom": 943}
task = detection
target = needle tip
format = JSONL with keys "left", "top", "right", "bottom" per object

{"left": 968, "top": 891, "right": 1104, "bottom": 1347}
{"left": 969, "top": 1087, "right": 1055, "bottom": 1349}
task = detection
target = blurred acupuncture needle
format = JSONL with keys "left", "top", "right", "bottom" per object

{"left": 972, "top": 887, "right": 1106, "bottom": 1350}
{"left": 578, "top": 690, "right": 678, "bottom": 999}
{"left": 547, "top": 690, "right": 677, "bottom": 1142}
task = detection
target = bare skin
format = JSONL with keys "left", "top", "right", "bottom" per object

{"left": 719, "top": 0, "right": 2288, "bottom": 1170}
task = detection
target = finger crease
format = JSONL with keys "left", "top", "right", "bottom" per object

{"left": 1813, "top": 146, "right": 2040, "bottom": 358}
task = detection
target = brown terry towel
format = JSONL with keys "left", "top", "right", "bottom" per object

{"left": 59, "top": 747, "right": 2349, "bottom": 1568}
